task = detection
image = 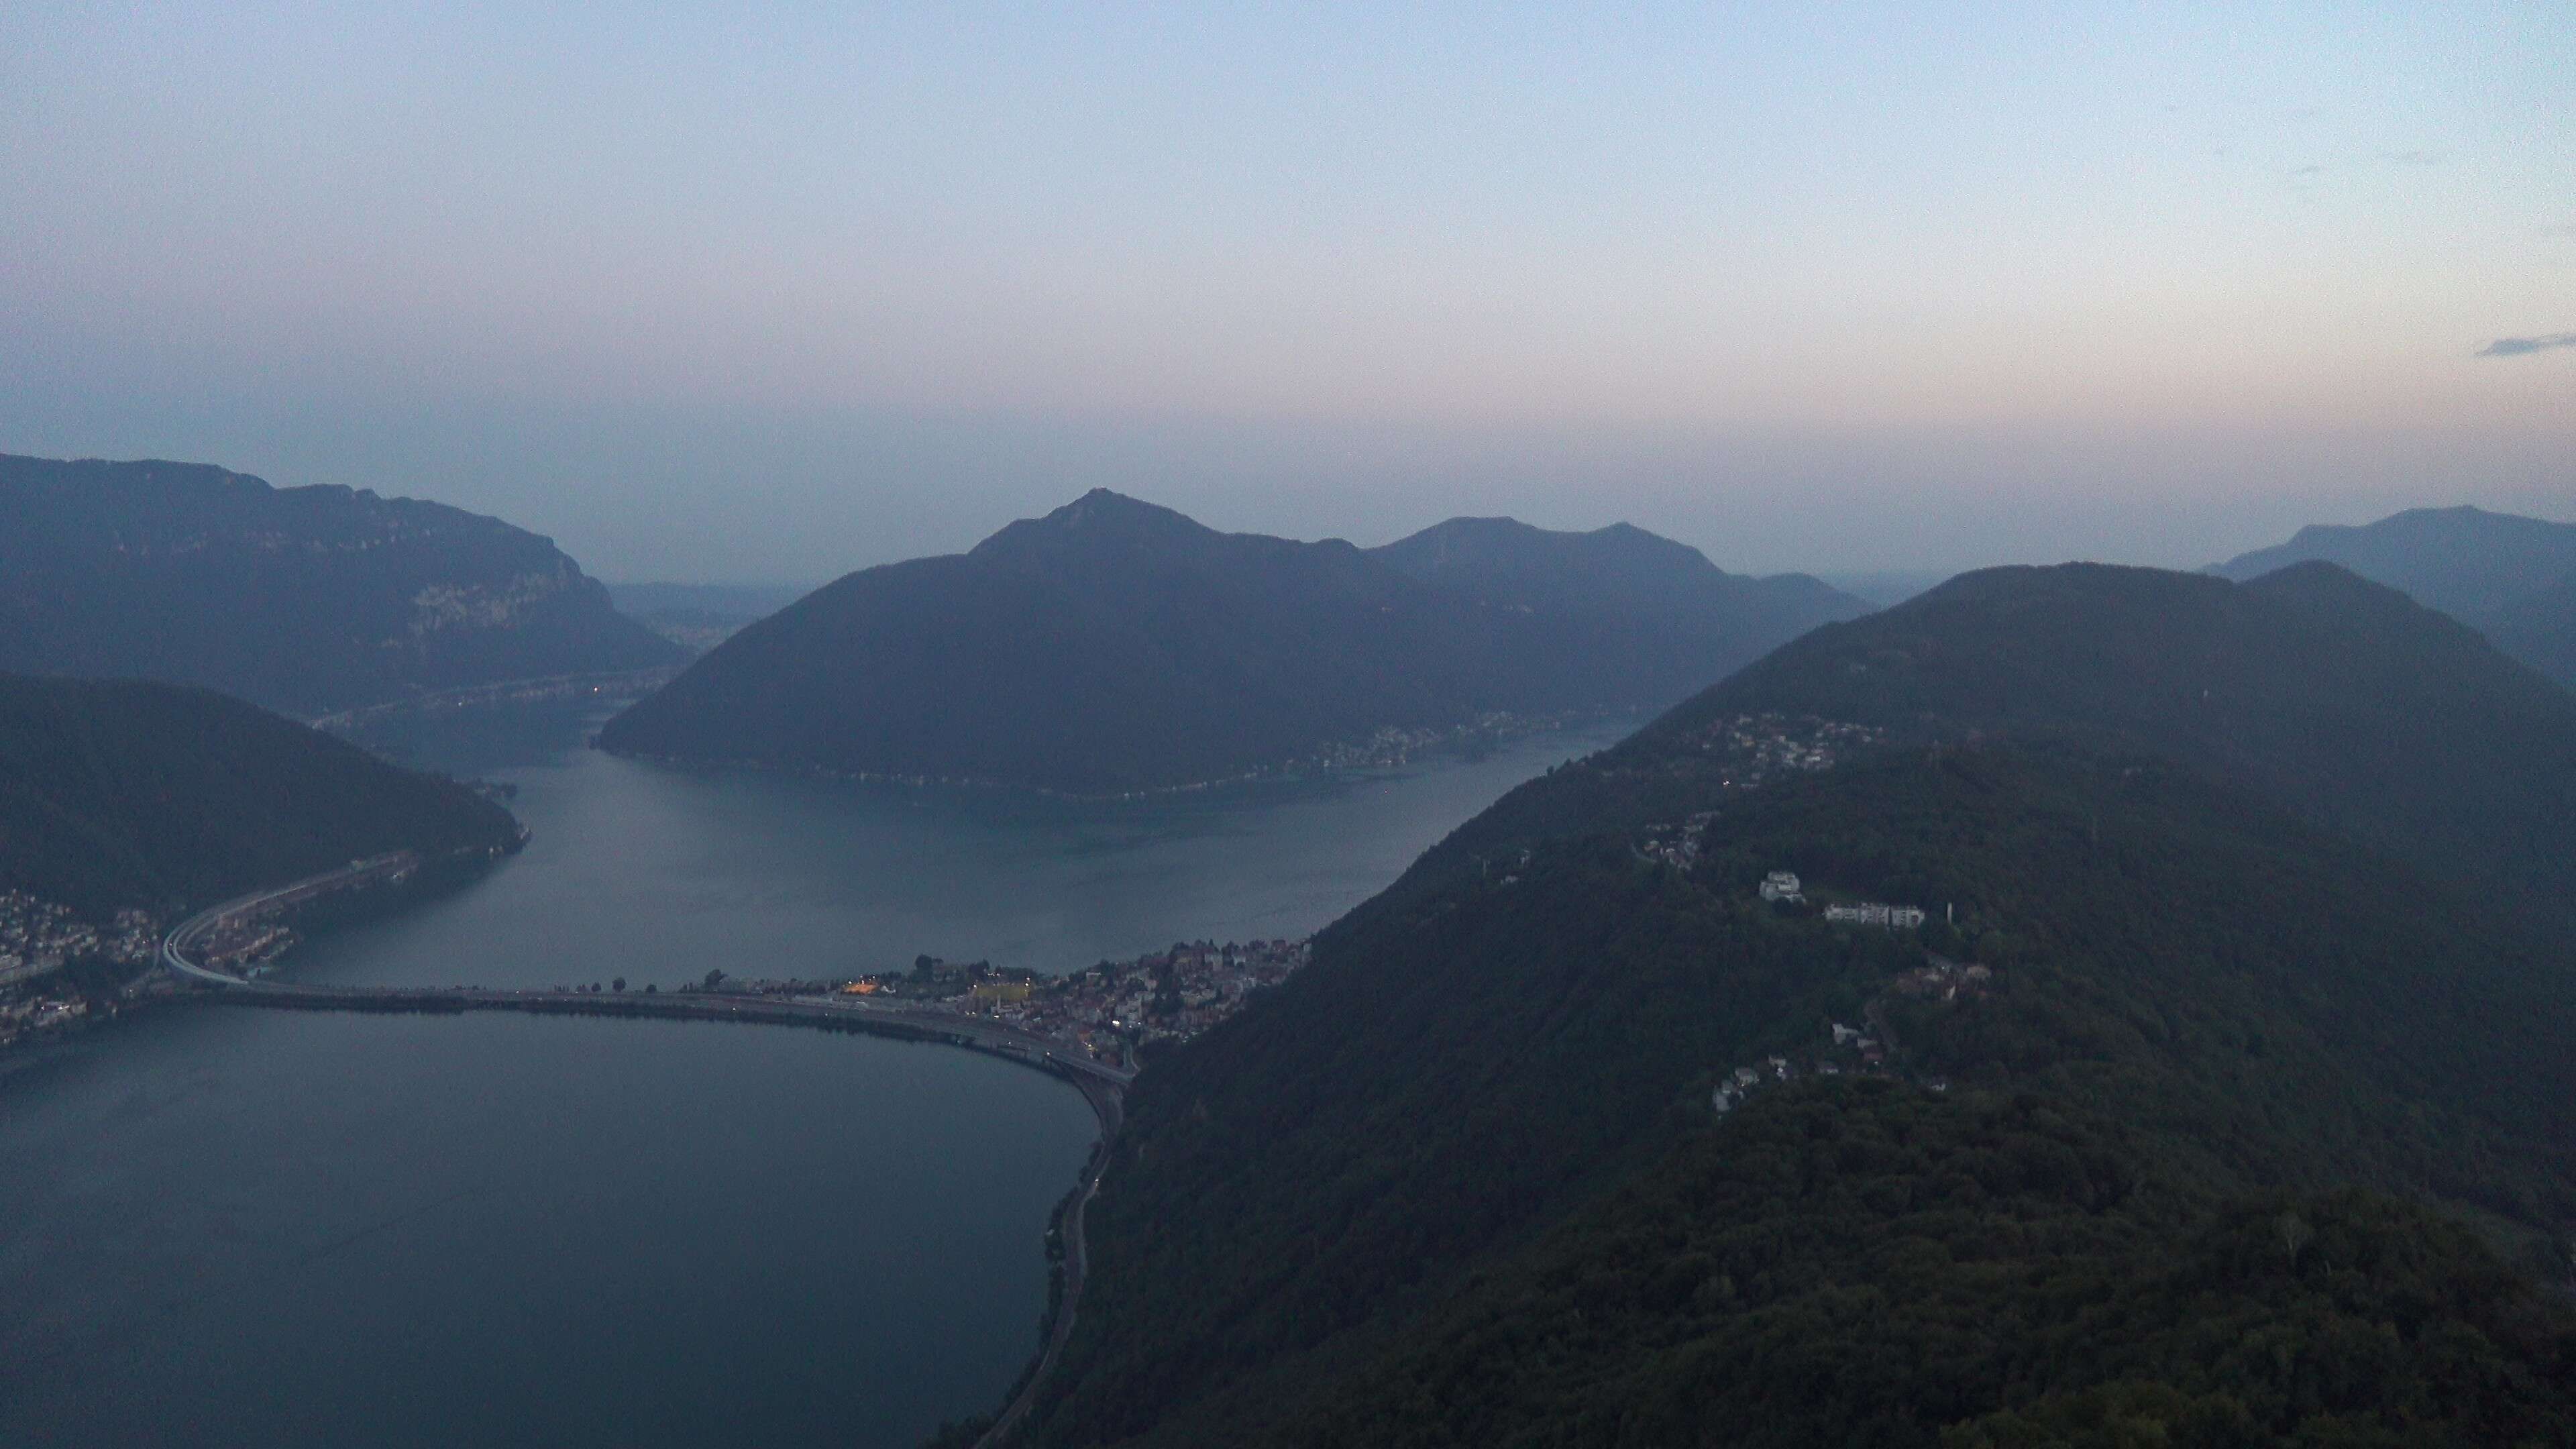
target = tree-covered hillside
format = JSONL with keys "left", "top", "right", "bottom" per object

{"left": 1295, "top": 1091, "right": 2576, "bottom": 1449}
{"left": 0, "top": 674, "right": 522, "bottom": 921}
{"left": 1000, "top": 558, "right": 2576, "bottom": 1448}
{"left": 597, "top": 492, "right": 1866, "bottom": 794}
{"left": 1412, "top": 561, "right": 2576, "bottom": 916}
{"left": 0, "top": 454, "right": 680, "bottom": 718}
{"left": 1013, "top": 743, "right": 2576, "bottom": 1447}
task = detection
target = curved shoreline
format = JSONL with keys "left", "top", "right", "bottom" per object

{"left": 159, "top": 971, "right": 1127, "bottom": 1445}
{"left": 158, "top": 839, "right": 1144, "bottom": 1448}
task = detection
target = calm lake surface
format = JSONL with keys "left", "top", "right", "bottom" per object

{"left": 0, "top": 699, "right": 1629, "bottom": 1448}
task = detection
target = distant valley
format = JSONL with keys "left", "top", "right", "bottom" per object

{"left": 606, "top": 582, "right": 810, "bottom": 655}
{"left": 598, "top": 491, "right": 1870, "bottom": 795}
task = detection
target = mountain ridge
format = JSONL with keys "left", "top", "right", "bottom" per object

{"left": 0, "top": 453, "right": 682, "bottom": 718}
{"left": 2212, "top": 504, "right": 2576, "bottom": 688}
{"left": 598, "top": 492, "right": 1871, "bottom": 794}
{"left": 1400, "top": 560, "right": 2576, "bottom": 918}
{"left": 1018, "top": 741, "right": 2576, "bottom": 1448}
{"left": 997, "top": 557, "right": 2576, "bottom": 1448}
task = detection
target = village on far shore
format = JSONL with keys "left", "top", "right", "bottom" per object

{"left": 662, "top": 937, "right": 1312, "bottom": 1073}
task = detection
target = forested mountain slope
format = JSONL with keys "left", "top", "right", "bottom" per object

{"left": 597, "top": 492, "right": 1866, "bottom": 794}
{"left": 1020, "top": 743, "right": 2576, "bottom": 1448}
{"left": 1296, "top": 1091, "right": 2576, "bottom": 1448}
{"left": 1002, "top": 559, "right": 2576, "bottom": 1448}
{"left": 0, "top": 674, "right": 521, "bottom": 922}
{"left": 0, "top": 454, "right": 680, "bottom": 718}
{"left": 1411, "top": 561, "right": 2576, "bottom": 912}
{"left": 2213, "top": 505, "right": 2576, "bottom": 688}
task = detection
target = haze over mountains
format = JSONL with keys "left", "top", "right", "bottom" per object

{"left": 7, "top": 439, "right": 2576, "bottom": 1444}
{"left": 1009, "top": 559, "right": 2576, "bottom": 1448}
{"left": 2214, "top": 506, "right": 2576, "bottom": 690}
{"left": 1, "top": 454, "right": 680, "bottom": 718}
{"left": 598, "top": 490, "right": 1869, "bottom": 794}
{"left": 606, "top": 582, "right": 810, "bottom": 655}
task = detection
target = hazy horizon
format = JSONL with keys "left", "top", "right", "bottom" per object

{"left": 7, "top": 5, "right": 2569, "bottom": 582}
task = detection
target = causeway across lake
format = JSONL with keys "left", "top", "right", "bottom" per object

{"left": 0, "top": 694, "right": 1626, "bottom": 1449}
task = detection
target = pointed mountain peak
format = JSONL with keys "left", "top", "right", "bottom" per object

{"left": 972, "top": 489, "right": 1224, "bottom": 559}
{"left": 1052, "top": 488, "right": 1191, "bottom": 526}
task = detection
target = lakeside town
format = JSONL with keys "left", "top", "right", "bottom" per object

{"left": 671, "top": 938, "right": 1311, "bottom": 1071}
{"left": 3, "top": 826, "right": 1311, "bottom": 1065}
{"left": 6, "top": 713, "right": 1890, "bottom": 1060}
{"left": 0, "top": 891, "right": 160, "bottom": 1049}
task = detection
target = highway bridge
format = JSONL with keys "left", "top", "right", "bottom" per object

{"left": 160, "top": 855, "right": 425, "bottom": 987}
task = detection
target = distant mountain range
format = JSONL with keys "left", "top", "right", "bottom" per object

{"left": 598, "top": 490, "right": 1870, "bottom": 794}
{"left": 1, "top": 454, "right": 682, "bottom": 718}
{"left": 1003, "top": 558, "right": 2576, "bottom": 1448}
{"left": 0, "top": 674, "right": 521, "bottom": 923}
{"left": 2213, "top": 505, "right": 2576, "bottom": 689}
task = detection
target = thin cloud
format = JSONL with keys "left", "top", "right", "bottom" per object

{"left": 2377, "top": 149, "right": 2443, "bottom": 166}
{"left": 2476, "top": 333, "right": 2576, "bottom": 358}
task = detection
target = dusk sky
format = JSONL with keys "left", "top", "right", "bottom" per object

{"left": 5, "top": 4, "right": 2570, "bottom": 584}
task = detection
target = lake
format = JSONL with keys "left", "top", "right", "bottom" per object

{"left": 0, "top": 700, "right": 1629, "bottom": 1448}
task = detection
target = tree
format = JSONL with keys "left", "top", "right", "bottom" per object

{"left": 612, "top": 977, "right": 626, "bottom": 992}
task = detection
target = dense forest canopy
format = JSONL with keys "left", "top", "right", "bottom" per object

{"left": 0, "top": 674, "right": 521, "bottom": 920}
{"left": 1004, "top": 561, "right": 2576, "bottom": 1448}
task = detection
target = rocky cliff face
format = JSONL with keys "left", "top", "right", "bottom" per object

{"left": 0, "top": 454, "right": 680, "bottom": 717}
